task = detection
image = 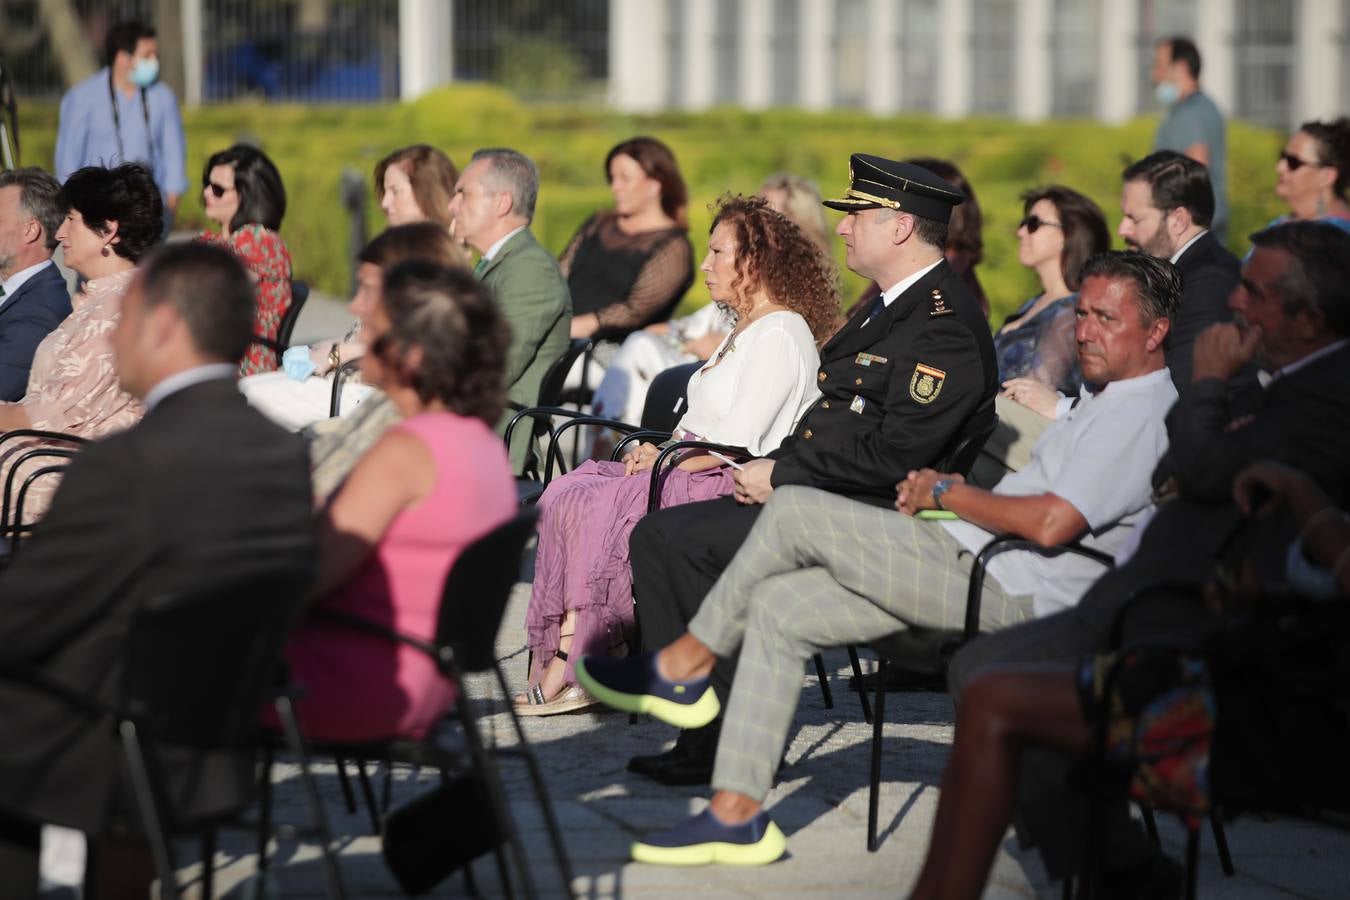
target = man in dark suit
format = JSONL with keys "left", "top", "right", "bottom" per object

{"left": 0, "top": 243, "right": 315, "bottom": 898}
{"left": 946, "top": 221, "right": 1350, "bottom": 891}
{"left": 449, "top": 147, "right": 571, "bottom": 470}
{"left": 626, "top": 155, "right": 998, "bottom": 784}
{"left": 0, "top": 168, "right": 72, "bottom": 400}
{"left": 1118, "top": 149, "right": 1243, "bottom": 390}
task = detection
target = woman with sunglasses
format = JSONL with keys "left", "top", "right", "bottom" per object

{"left": 996, "top": 186, "right": 1110, "bottom": 397}
{"left": 199, "top": 143, "right": 292, "bottom": 375}
{"left": 1270, "top": 118, "right": 1350, "bottom": 233}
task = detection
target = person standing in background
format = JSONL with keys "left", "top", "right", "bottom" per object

{"left": 1151, "top": 36, "right": 1227, "bottom": 240}
{"left": 55, "top": 21, "right": 186, "bottom": 236}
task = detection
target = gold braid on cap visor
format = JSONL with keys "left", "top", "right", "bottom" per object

{"left": 843, "top": 188, "right": 901, "bottom": 209}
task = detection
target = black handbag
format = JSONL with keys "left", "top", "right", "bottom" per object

{"left": 382, "top": 773, "right": 506, "bottom": 895}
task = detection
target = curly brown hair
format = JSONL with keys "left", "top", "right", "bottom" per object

{"left": 373, "top": 261, "right": 511, "bottom": 425}
{"left": 710, "top": 194, "right": 840, "bottom": 343}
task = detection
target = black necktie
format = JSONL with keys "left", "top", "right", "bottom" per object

{"left": 861, "top": 294, "right": 884, "bottom": 326}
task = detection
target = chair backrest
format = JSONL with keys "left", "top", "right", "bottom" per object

{"left": 277, "top": 280, "right": 311, "bottom": 350}
{"left": 435, "top": 509, "right": 539, "bottom": 674}
{"left": 641, "top": 360, "right": 701, "bottom": 431}
{"left": 121, "top": 556, "right": 315, "bottom": 747}
{"left": 536, "top": 338, "right": 591, "bottom": 411}
{"left": 942, "top": 413, "right": 999, "bottom": 477}
{"left": 329, "top": 357, "right": 364, "bottom": 418}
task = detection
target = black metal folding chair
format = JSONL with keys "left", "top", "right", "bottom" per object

{"left": 0, "top": 563, "right": 343, "bottom": 900}
{"left": 273, "top": 510, "right": 575, "bottom": 898}
{"left": 250, "top": 279, "right": 310, "bottom": 360}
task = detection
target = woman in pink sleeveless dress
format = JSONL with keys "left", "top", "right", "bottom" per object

{"left": 279, "top": 260, "right": 514, "bottom": 742}
{"left": 518, "top": 196, "right": 841, "bottom": 715}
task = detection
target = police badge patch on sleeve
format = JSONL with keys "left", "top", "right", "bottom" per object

{"left": 909, "top": 363, "right": 947, "bottom": 404}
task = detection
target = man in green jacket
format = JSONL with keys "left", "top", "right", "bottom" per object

{"left": 450, "top": 147, "right": 572, "bottom": 469}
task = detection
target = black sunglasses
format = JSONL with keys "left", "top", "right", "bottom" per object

{"left": 1019, "top": 214, "right": 1063, "bottom": 234}
{"left": 1278, "top": 151, "right": 1326, "bottom": 172}
{"left": 204, "top": 181, "right": 234, "bottom": 198}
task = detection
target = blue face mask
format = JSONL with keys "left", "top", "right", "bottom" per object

{"left": 130, "top": 57, "right": 159, "bottom": 88}
{"left": 1154, "top": 80, "right": 1180, "bottom": 106}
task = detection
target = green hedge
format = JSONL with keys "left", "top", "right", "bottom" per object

{"left": 18, "top": 84, "right": 1286, "bottom": 321}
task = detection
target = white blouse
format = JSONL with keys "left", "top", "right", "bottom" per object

{"left": 676, "top": 310, "right": 821, "bottom": 457}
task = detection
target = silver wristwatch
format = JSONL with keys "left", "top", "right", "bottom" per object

{"left": 931, "top": 478, "right": 955, "bottom": 510}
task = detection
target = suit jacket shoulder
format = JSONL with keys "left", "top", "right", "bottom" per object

{"left": 1168, "top": 232, "right": 1241, "bottom": 389}
{"left": 0, "top": 263, "right": 73, "bottom": 401}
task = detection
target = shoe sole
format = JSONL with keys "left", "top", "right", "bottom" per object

{"left": 630, "top": 822, "right": 787, "bottom": 866}
{"left": 576, "top": 660, "right": 721, "bottom": 729}
{"left": 515, "top": 694, "right": 600, "bottom": 716}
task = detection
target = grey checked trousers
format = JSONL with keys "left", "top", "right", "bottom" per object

{"left": 687, "top": 485, "right": 1033, "bottom": 801}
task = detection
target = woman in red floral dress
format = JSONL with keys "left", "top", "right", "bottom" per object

{"left": 199, "top": 144, "right": 292, "bottom": 374}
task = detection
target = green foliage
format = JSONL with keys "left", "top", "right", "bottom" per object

{"left": 18, "top": 92, "right": 1286, "bottom": 318}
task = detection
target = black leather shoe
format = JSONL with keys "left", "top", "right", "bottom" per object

{"left": 644, "top": 750, "right": 715, "bottom": 786}
{"left": 627, "top": 746, "right": 689, "bottom": 779}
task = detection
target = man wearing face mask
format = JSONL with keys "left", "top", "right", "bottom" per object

{"left": 1151, "top": 36, "right": 1227, "bottom": 241}
{"left": 55, "top": 21, "right": 186, "bottom": 236}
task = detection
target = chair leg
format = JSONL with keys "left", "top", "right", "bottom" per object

{"left": 812, "top": 653, "right": 833, "bottom": 709}
{"left": 495, "top": 662, "right": 576, "bottom": 895}
{"left": 354, "top": 759, "right": 382, "bottom": 835}
{"left": 1210, "top": 810, "right": 1235, "bottom": 877}
{"left": 257, "top": 743, "right": 274, "bottom": 873}
{"left": 457, "top": 683, "right": 537, "bottom": 900}
{"left": 847, "top": 645, "right": 872, "bottom": 724}
{"left": 866, "top": 662, "right": 887, "bottom": 852}
{"left": 1061, "top": 875, "right": 1074, "bottom": 900}
{"left": 200, "top": 826, "right": 217, "bottom": 900}
{"left": 333, "top": 755, "right": 359, "bottom": 814}
{"left": 118, "top": 720, "right": 180, "bottom": 900}
{"left": 1185, "top": 827, "right": 1200, "bottom": 900}
{"left": 381, "top": 761, "right": 394, "bottom": 816}
{"left": 463, "top": 861, "right": 481, "bottom": 897}
{"left": 275, "top": 696, "right": 347, "bottom": 900}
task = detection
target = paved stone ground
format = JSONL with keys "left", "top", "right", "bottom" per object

{"left": 177, "top": 575, "right": 1350, "bottom": 900}
{"left": 166, "top": 295, "right": 1350, "bottom": 897}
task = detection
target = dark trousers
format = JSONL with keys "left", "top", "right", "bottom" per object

{"left": 0, "top": 812, "right": 40, "bottom": 900}
{"left": 947, "top": 574, "right": 1215, "bottom": 879}
{"left": 630, "top": 496, "right": 764, "bottom": 755}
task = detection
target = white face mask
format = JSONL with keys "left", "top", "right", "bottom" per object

{"left": 1155, "top": 80, "right": 1180, "bottom": 106}
{"left": 130, "top": 57, "right": 159, "bottom": 88}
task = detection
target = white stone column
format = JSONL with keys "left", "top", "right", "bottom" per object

{"left": 681, "top": 0, "right": 716, "bottom": 110}
{"left": 1295, "top": 0, "right": 1345, "bottom": 125}
{"left": 799, "top": 0, "right": 836, "bottom": 111}
{"left": 398, "top": 0, "right": 452, "bottom": 101}
{"left": 1194, "top": 0, "right": 1235, "bottom": 115}
{"left": 1098, "top": 0, "right": 1139, "bottom": 123}
{"left": 608, "top": 0, "right": 670, "bottom": 111}
{"left": 739, "top": 0, "right": 774, "bottom": 109}
{"left": 936, "top": 0, "right": 972, "bottom": 118}
{"left": 864, "top": 0, "right": 898, "bottom": 114}
{"left": 1013, "top": 0, "right": 1052, "bottom": 121}
{"left": 181, "top": 0, "right": 204, "bottom": 108}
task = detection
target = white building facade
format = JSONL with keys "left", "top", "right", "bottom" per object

{"left": 605, "top": 0, "right": 1349, "bottom": 129}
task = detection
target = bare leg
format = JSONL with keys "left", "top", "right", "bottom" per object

{"left": 656, "top": 632, "right": 717, "bottom": 681}
{"left": 909, "top": 671, "right": 1091, "bottom": 900}
{"left": 708, "top": 790, "right": 762, "bottom": 826}
{"left": 517, "top": 610, "right": 581, "bottom": 704}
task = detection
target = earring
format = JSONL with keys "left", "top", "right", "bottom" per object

{"left": 101, "top": 245, "right": 111, "bottom": 257}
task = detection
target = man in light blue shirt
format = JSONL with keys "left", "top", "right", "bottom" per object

{"left": 1151, "top": 36, "right": 1227, "bottom": 240}
{"left": 54, "top": 20, "right": 186, "bottom": 233}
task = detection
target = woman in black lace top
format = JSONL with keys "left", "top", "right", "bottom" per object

{"left": 561, "top": 136, "right": 695, "bottom": 342}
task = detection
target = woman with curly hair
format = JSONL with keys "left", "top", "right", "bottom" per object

{"left": 275, "top": 260, "right": 515, "bottom": 741}
{"left": 518, "top": 195, "right": 838, "bottom": 714}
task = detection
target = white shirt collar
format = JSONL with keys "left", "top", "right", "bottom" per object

{"left": 1169, "top": 229, "right": 1208, "bottom": 264}
{"left": 482, "top": 225, "right": 528, "bottom": 263}
{"left": 879, "top": 257, "right": 945, "bottom": 307}
{"left": 143, "top": 363, "right": 238, "bottom": 411}
{"left": 1258, "top": 338, "right": 1349, "bottom": 387}
{"left": 0, "top": 259, "right": 55, "bottom": 308}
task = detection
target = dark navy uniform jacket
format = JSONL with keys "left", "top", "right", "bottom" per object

{"left": 770, "top": 258, "right": 997, "bottom": 507}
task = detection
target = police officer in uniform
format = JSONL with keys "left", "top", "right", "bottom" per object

{"left": 626, "top": 154, "right": 997, "bottom": 784}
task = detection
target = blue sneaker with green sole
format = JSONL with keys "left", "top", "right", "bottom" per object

{"left": 575, "top": 652, "right": 721, "bottom": 729}
{"left": 631, "top": 808, "right": 788, "bottom": 866}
